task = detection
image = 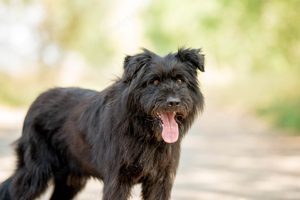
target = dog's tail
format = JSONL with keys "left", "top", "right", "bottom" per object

{"left": 0, "top": 176, "right": 12, "bottom": 200}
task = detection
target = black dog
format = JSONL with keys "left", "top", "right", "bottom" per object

{"left": 0, "top": 48, "right": 205, "bottom": 200}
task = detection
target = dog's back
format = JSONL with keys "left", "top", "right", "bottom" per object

{"left": 20, "top": 87, "right": 97, "bottom": 154}
{"left": 0, "top": 87, "right": 97, "bottom": 200}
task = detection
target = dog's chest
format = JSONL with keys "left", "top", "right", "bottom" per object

{"left": 121, "top": 164, "right": 143, "bottom": 180}
{"left": 120, "top": 145, "right": 173, "bottom": 181}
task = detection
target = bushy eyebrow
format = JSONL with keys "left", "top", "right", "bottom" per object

{"left": 143, "top": 62, "right": 192, "bottom": 82}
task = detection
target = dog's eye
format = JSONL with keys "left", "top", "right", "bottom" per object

{"left": 154, "top": 80, "right": 159, "bottom": 85}
{"left": 177, "top": 79, "right": 182, "bottom": 84}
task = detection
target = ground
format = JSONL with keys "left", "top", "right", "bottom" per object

{"left": 0, "top": 91, "right": 300, "bottom": 200}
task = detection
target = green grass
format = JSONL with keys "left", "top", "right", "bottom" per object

{"left": 210, "top": 72, "right": 300, "bottom": 134}
{"left": 257, "top": 96, "right": 300, "bottom": 132}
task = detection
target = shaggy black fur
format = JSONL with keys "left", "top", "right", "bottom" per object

{"left": 0, "top": 47, "right": 205, "bottom": 200}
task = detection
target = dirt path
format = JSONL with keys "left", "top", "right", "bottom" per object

{"left": 1, "top": 92, "right": 300, "bottom": 200}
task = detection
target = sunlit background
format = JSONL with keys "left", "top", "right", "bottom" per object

{"left": 0, "top": 0, "right": 300, "bottom": 199}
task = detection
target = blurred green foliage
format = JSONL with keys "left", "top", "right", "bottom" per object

{"left": 40, "top": 0, "right": 117, "bottom": 65}
{"left": 143, "top": 0, "right": 300, "bottom": 72}
{"left": 258, "top": 96, "right": 300, "bottom": 132}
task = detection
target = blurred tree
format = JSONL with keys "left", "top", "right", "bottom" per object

{"left": 143, "top": 0, "right": 300, "bottom": 73}
{"left": 24, "top": 0, "right": 117, "bottom": 66}
{"left": 0, "top": 0, "right": 120, "bottom": 106}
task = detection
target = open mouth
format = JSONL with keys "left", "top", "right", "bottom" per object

{"left": 155, "top": 112, "right": 179, "bottom": 143}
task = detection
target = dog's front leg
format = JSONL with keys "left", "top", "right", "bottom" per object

{"left": 141, "top": 173, "right": 174, "bottom": 200}
{"left": 102, "top": 179, "right": 132, "bottom": 200}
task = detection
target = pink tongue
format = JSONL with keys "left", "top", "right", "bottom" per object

{"left": 161, "top": 112, "right": 179, "bottom": 143}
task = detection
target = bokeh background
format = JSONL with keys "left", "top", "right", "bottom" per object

{"left": 0, "top": 0, "right": 300, "bottom": 199}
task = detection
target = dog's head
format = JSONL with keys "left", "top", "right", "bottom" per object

{"left": 122, "top": 47, "right": 205, "bottom": 143}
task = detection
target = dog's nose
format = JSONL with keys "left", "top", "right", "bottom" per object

{"left": 167, "top": 97, "right": 181, "bottom": 107}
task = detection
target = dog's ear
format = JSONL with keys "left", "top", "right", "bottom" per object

{"left": 176, "top": 48, "right": 205, "bottom": 72}
{"left": 123, "top": 49, "right": 153, "bottom": 82}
